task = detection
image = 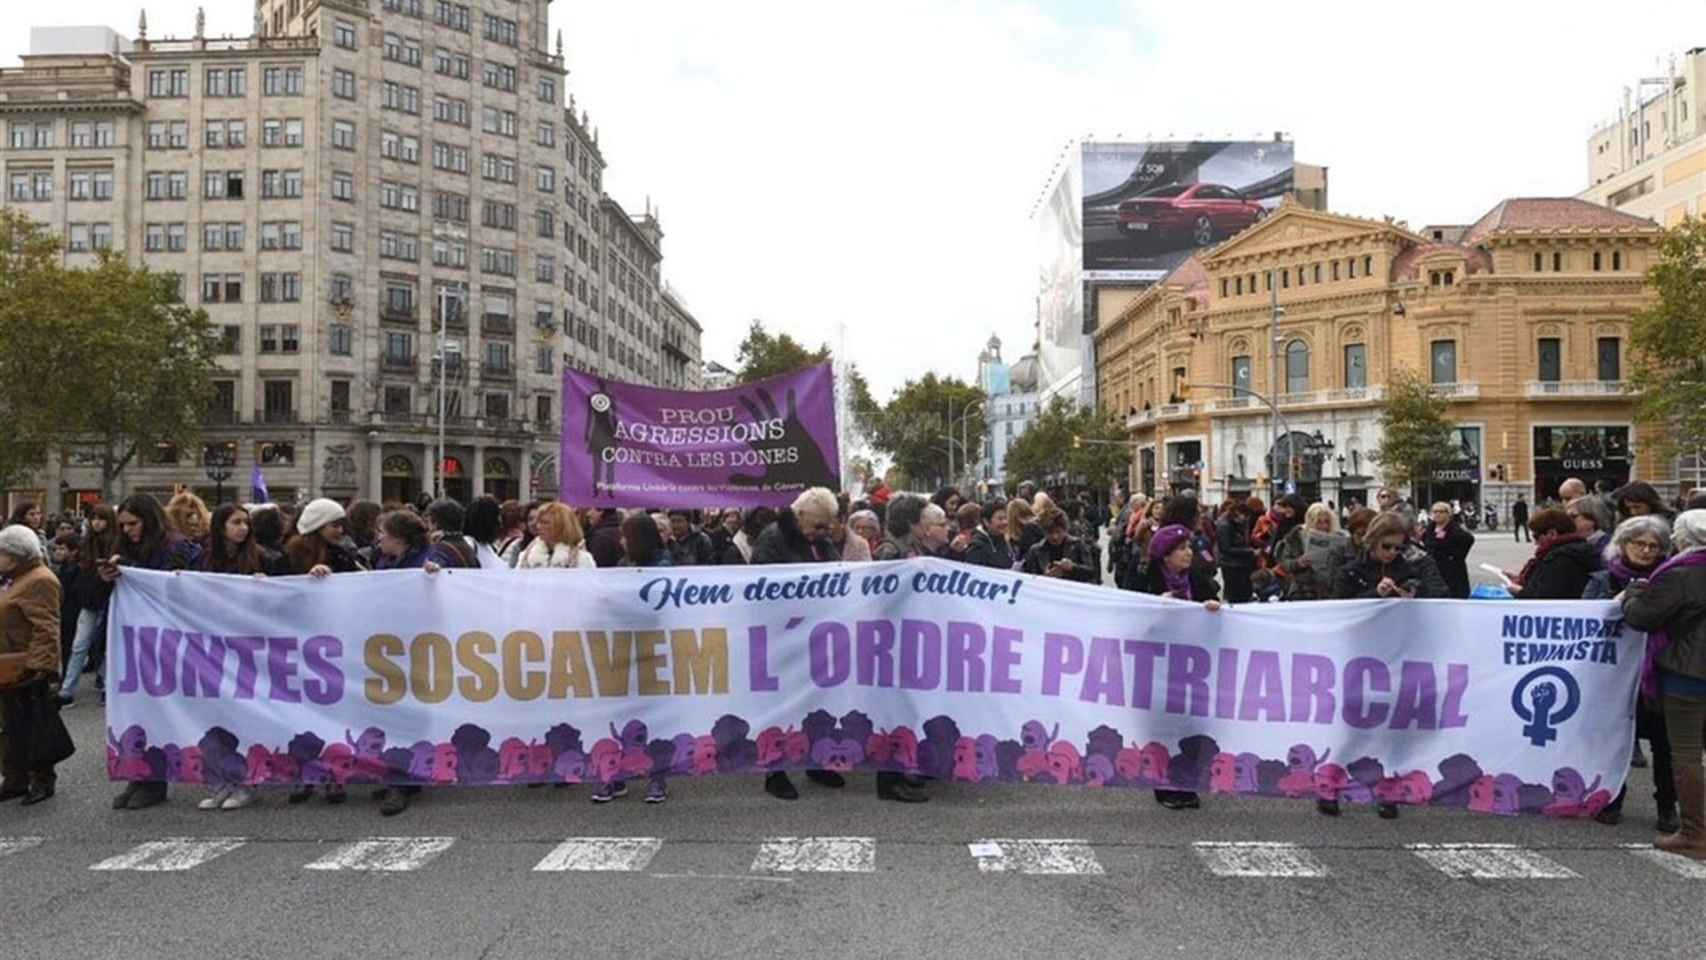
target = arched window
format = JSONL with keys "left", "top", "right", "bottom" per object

{"left": 1285, "top": 340, "right": 1310, "bottom": 394}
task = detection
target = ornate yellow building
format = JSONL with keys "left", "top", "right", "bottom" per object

{"left": 1093, "top": 198, "right": 1676, "bottom": 513}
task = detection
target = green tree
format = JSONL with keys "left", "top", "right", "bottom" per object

{"left": 1002, "top": 397, "right": 1131, "bottom": 494}
{"left": 0, "top": 210, "right": 70, "bottom": 489}
{"left": 1371, "top": 368, "right": 1460, "bottom": 499}
{"left": 733, "top": 318, "right": 878, "bottom": 433}
{"left": 1629, "top": 217, "right": 1706, "bottom": 462}
{"left": 867, "top": 373, "right": 986, "bottom": 488}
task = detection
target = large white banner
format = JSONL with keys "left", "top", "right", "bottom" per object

{"left": 105, "top": 561, "right": 1640, "bottom": 816}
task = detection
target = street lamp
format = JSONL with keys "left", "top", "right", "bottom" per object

{"left": 1185, "top": 381, "right": 1294, "bottom": 494}
{"left": 956, "top": 400, "right": 984, "bottom": 486}
{"left": 203, "top": 445, "right": 233, "bottom": 506}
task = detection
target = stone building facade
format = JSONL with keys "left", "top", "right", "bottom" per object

{"left": 0, "top": 1, "right": 702, "bottom": 511}
{"left": 1094, "top": 198, "right": 1675, "bottom": 513}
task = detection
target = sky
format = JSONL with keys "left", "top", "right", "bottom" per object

{"left": 4, "top": 1, "right": 1703, "bottom": 401}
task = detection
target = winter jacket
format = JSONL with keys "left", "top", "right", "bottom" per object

{"left": 962, "top": 528, "right": 1014, "bottom": 569}
{"left": 1336, "top": 550, "right": 1446, "bottom": 600}
{"left": 667, "top": 529, "right": 716, "bottom": 567}
{"left": 516, "top": 538, "right": 596, "bottom": 570}
{"left": 1215, "top": 517, "right": 1257, "bottom": 571}
{"left": 838, "top": 533, "right": 872, "bottom": 563}
{"left": 707, "top": 529, "right": 746, "bottom": 565}
{"left": 1021, "top": 536, "right": 1097, "bottom": 583}
{"left": 1622, "top": 558, "right": 1706, "bottom": 682}
{"left": 751, "top": 509, "right": 836, "bottom": 565}
{"left": 1273, "top": 527, "right": 1352, "bottom": 601}
{"left": 874, "top": 535, "right": 925, "bottom": 562}
{"left": 1420, "top": 521, "right": 1476, "bottom": 599}
{"left": 586, "top": 512, "right": 624, "bottom": 570}
{"left": 1015, "top": 521, "right": 1045, "bottom": 559}
{"left": 1582, "top": 561, "right": 1660, "bottom": 600}
{"left": 1514, "top": 538, "right": 1602, "bottom": 600}
{"left": 0, "top": 560, "right": 62, "bottom": 678}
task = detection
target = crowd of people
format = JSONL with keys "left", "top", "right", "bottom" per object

{"left": 1, "top": 476, "right": 1704, "bottom": 855}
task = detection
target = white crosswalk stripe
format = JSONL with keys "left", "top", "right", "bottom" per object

{"left": 1194, "top": 841, "right": 1330, "bottom": 878}
{"left": 1622, "top": 843, "right": 1706, "bottom": 879}
{"left": 89, "top": 837, "right": 248, "bottom": 872}
{"left": 752, "top": 837, "right": 875, "bottom": 873}
{"left": 969, "top": 839, "right": 1103, "bottom": 874}
{"left": 533, "top": 837, "right": 663, "bottom": 872}
{"left": 304, "top": 837, "right": 456, "bottom": 872}
{"left": 0, "top": 837, "right": 45, "bottom": 860}
{"left": 1407, "top": 843, "right": 1578, "bottom": 879}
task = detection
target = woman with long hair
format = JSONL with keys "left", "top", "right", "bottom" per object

{"left": 201, "top": 503, "right": 286, "bottom": 578}
{"left": 164, "top": 491, "right": 212, "bottom": 544}
{"left": 619, "top": 511, "right": 672, "bottom": 569}
{"left": 516, "top": 502, "right": 596, "bottom": 569}
{"left": 495, "top": 500, "right": 531, "bottom": 567}
{"left": 464, "top": 494, "right": 507, "bottom": 569}
{"left": 1008, "top": 498, "right": 1042, "bottom": 562}
{"left": 102, "top": 495, "right": 202, "bottom": 811}
{"left": 58, "top": 504, "right": 118, "bottom": 705}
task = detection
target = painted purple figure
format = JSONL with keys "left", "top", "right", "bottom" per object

{"left": 1020, "top": 720, "right": 1059, "bottom": 751}
{"left": 810, "top": 735, "right": 864, "bottom": 772}
{"left": 711, "top": 714, "right": 757, "bottom": 773}
{"left": 1232, "top": 753, "right": 1263, "bottom": 793}
{"left": 198, "top": 727, "right": 244, "bottom": 787}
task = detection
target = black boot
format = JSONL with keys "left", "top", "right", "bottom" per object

{"left": 876, "top": 772, "right": 927, "bottom": 803}
{"left": 804, "top": 769, "right": 845, "bottom": 788}
{"left": 1315, "top": 798, "right": 1341, "bottom": 817}
{"left": 764, "top": 771, "right": 799, "bottom": 801}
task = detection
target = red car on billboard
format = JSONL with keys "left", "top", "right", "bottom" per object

{"left": 1117, "top": 183, "right": 1267, "bottom": 247}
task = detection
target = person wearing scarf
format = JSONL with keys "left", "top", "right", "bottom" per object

{"left": 1139, "top": 524, "right": 1222, "bottom": 811}
{"left": 1622, "top": 509, "right": 1706, "bottom": 858}
{"left": 1585, "top": 516, "right": 1675, "bottom": 830}
{"left": 1510, "top": 507, "right": 1601, "bottom": 600}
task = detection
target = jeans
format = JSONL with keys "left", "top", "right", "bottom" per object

{"left": 59, "top": 608, "right": 104, "bottom": 698}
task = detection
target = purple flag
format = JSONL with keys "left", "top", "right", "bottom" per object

{"left": 560, "top": 363, "right": 840, "bottom": 508}
{"left": 250, "top": 464, "right": 269, "bottom": 504}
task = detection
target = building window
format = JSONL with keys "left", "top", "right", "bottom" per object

{"left": 218, "top": 326, "right": 241, "bottom": 354}
{"left": 331, "top": 120, "right": 356, "bottom": 150}
{"left": 1537, "top": 337, "right": 1562, "bottom": 382}
{"left": 333, "top": 20, "right": 358, "bottom": 49}
{"left": 435, "top": 1, "right": 471, "bottom": 32}
{"left": 332, "top": 68, "right": 356, "bottom": 100}
{"left": 261, "top": 169, "right": 304, "bottom": 198}
{"left": 536, "top": 166, "right": 556, "bottom": 193}
{"left": 205, "top": 67, "right": 245, "bottom": 97}
{"left": 1343, "top": 343, "right": 1367, "bottom": 389}
{"left": 380, "top": 231, "right": 419, "bottom": 261}
{"left": 1231, "top": 355, "right": 1251, "bottom": 394}
{"left": 481, "top": 106, "right": 517, "bottom": 137}
{"left": 535, "top": 394, "right": 551, "bottom": 426}
{"left": 484, "top": 341, "right": 512, "bottom": 372}
{"left": 1284, "top": 340, "right": 1310, "bottom": 394}
{"left": 434, "top": 49, "right": 470, "bottom": 79}
{"left": 330, "top": 273, "right": 354, "bottom": 303}
{"left": 536, "top": 255, "right": 555, "bottom": 283}
{"left": 1592, "top": 250, "right": 1602, "bottom": 272}
{"left": 148, "top": 68, "right": 189, "bottom": 98}
{"left": 260, "top": 272, "right": 302, "bottom": 303}
{"left": 482, "top": 200, "right": 517, "bottom": 230}
{"left": 538, "top": 76, "right": 557, "bottom": 104}
{"left": 485, "top": 393, "right": 510, "bottom": 419}
{"left": 480, "top": 153, "right": 517, "bottom": 183}
{"left": 381, "top": 181, "right": 420, "bottom": 211}
{"left": 433, "top": 190, "right": 469, "bottom": 223}
{"left": 1313, "top": 263, "right": 1322, "bottom": 284}
{"left": 383, "top": 32, "right": 422, "bottom": 66}
{"left": 329, "top": 324, "right": 353, "bottom": 356}
{"left": 262, "top": 66, "right": 305, "bottom": 96}
{"left": 1552, "top": 251, "right": 1563, "bottom": 272}
{"left": 331, "top": 222, "right": 354, "bottom": 252}
{"left": 382, "top": 131, "right": 421, "bottom": 164}
{"left": 535, "top": 342, "right": 554, "bottom": 374}
{"left": 1612, "top": 250, "right": 1622, "bottom": 271}
{"left": 331, "top": 172, "right": 354, "bottom": 202}
{"left": 482, "top": 14, "right": 519, "bottom": 46}
{"left": 1430, "top": 340, "right": 1457, "bottom": 385}
{"left": 433, "top": 95, "right": 470, "bottom": 126}
{"left": 1533, "top": 251, "right": 1544, "bottom": 272}
{"left": 432, "top": 141, "right": 469, "bottom": 173}
{"left": 1597, "top": 337, "right": 1621, "bottom": 382}
{"left": 537, "top": 122, "right": 556, "bottom": 148}
{"left": 433, "top": 237, "right": 468, "bottom": 268}
{"left": 91, "top": 223, "right": 113, "bottom": 249}
{"left": 382, "top": 81, "right": 420, "bottom": 114}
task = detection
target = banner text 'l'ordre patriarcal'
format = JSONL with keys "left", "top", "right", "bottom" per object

{"left": 105, "top": 562, "right": 1639, "bottom": 817}
{"left": 559, "top": 362, "right": 839, "bottom": 509}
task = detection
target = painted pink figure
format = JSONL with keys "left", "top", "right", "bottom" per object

{"left": 953, "top": 737, "right": 980, "bottom": 782}
{"left": 1580, "top": 788, "right": 1614, "bottom": 818}
{"left": 322, "top": 743, "right": 356, "bottom": 784}
{"left": 588, "top": 740, "right": 623, "bottom": 784}
{"left": 1544, "top": 768, "right": 1603, "bottom": 816}
{"left": 245, "top": 745, "right": 276, "bottom": 784}
{"left": 1278, "top": 744, "right": 1331, "bottom": 798}
{"left": 1400, "top": 771, "right": 1432, "bottom": 804}
{"left": 784, "top": 729, "right": 809, "bottom": 764}
{"left": 108, "top": 726, "right": 151, "bottom": 780}
{"left": 526, "top": 742, "right": 553, "bottom": 781}
{"left": 1136, "top": 742, "right": 1170, "bottom": 785}
{"left": 1374, "top": 777, "right": 1406, "bottom": 806}
{"left": 691, "top": 735, "right": 718, "bottom": 775}
{"left": 429, "top": 743, "right": 459, "bottom": 784}
{"left": 887, "top": 727, "right": 920, "bottom": 773}
{"left": 178, "top": 746, "right": 204, "bottom": 784}
{"left": 1208, "top": 753, "right": 1238, "bottom": 794}
{"left": 269, "top": 752, "right": 298, "bottom": 785}
{"left": 756, "top": 727, "right": 792, "bottom": 767}
{"left": 497, "top": 738, "right": 530, "bottom": 783}
{"left": 1312, "top": 763, "right": 1350, "bottom": 802}
{"left": 865, "top": 733, "right": 892, "bottom": 766}
{"left": 1467, "top": 774, "right": 1498, "bottom": 812}
{"left": 1044, "top": 741, "right": 1082, "bottom": 785}
{"left": 1115, "top": 747, "right": 1144, "bottom": 782}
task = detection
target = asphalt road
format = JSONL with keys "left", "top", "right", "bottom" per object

{"left": 4, "top": 684, "right": 1701, "bottom": 960}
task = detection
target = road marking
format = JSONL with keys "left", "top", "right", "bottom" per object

{"left": 1622, "top": 843, "right": 1706, "bottom": 878}
{"left": 90, "top": 837, "right": 247, "bottom": 872}
{"left": 1407, "top": 843, "right": 1577, "bottom": 879}
{"left": 653, "top": 872, "right": 795, "bottom": 884}
{"left": 752, "top": 837, "right": 875, "bottom": 873}
{"left": 304, "top": 837, "right": 455, "bottom": 872}
{"left": 0, "top": 837, "right": 45, "bottom": 859}
{"left": 969, "top": 839, "right": 1104, "bottom": 875}
{"left": 1193, "top": 841, "right": 1329, "bottom": 878}
{"left": 533, "top": 837, "right": 662, "bottom": 872}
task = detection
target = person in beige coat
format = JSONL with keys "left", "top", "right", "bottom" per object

{"left": 0, "top": 524, "right": 65, "bottom": 805}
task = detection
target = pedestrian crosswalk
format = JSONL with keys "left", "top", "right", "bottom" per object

{"left": 2, "top": 834, "right": 1700, "bottom": 879}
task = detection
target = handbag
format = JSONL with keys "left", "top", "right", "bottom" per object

{"left": 0, "top": 681, "right": 76, "bottom": 768}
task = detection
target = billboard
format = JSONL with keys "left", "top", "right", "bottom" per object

{"left": 1081, "top": 140, "right": 1296, "bottom": 282}
{"left": 1035, "top": 160, "right": 1084, "bottom": 394}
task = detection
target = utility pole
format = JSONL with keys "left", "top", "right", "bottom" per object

{"left": 1269, "top": 275, "right": 1287, "bottom": 494}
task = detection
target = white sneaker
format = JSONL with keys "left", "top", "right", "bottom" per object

{"left": 197, "top": 787, "right": 233, "bottom": 810}
{"left": 220, "top": 786, "right": 257, "bottom": 810}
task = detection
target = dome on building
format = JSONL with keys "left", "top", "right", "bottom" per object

{"left": 1009, "top": 353, "right": 1039, "bottom": 392}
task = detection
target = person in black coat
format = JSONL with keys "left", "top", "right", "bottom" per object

{"left": 666, "top": 510, "right": 716, "bottom": 566}
{"left": 1338, "top": 513, "right": 1446, "bottom": 600}
{"left": 1215, "top": 500, "right": 1257, "bottom": 603}
{"left": 962, "top": 499, "right": 1015, "bottom": 569}
{"left": 586, "top": 507, "right": 624, "bottom": 570}
{"left": 1420, "top": 501, "right": 1476, "bottom": 599}
{"left": 1509, "top": 507, "right": 1602, "bottom": 600}
{"left": 1021, "top": 511, "right": 1097, "bottom": 583}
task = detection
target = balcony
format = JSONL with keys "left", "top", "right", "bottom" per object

{"left": 482, "top": 314, "right": 516, "bottom": 336}
{"left": 1157, "top": 402, "right": 1193, "bottom": 421}
{"left": 205, "top": 407, "right": 239, "bottom": 426}
{"left": 381, "top": 304, "right": 418, "bottom": 325}
{"left": 1206, "top": 396, "right": 1256, "bottom": 413}
{"left": 1428, "top": 382, "right": 1480, "bottom": 401}
{"left": 1125, "top": 409, "right": 1157, "bottom": 429}
{"left": 482, "top": 363, "right": 514, "bottom": 380}
{"left": 437, "top": 309, "right": 467, "bottom": 332}
{"left": 381, "top": 353, "right": 418, "bottom": 374}
{"left": 1525, "top": 380, "right": 1629, "bottom": 399}
{"left": 260, "top": 408, "right": 299, "bottom": 425}
{"left": 327, "top": 409, "right": 353, "bottom": 425}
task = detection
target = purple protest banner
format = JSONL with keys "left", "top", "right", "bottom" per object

{"left": 560, "top": 363, "right": 840, "bottom": 508}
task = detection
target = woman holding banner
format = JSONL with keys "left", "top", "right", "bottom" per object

{"left": 282, "top": 499, "right": 367, "bottom": 809}
{"left": 1622, "top": 509, "right": 1706, "bottom": 859}
{"left": 1585, "top": 516, "right": 1677, "bottom": 831}
{"left": 102, "top": 495, "right": 203, "bottom": 811}
{"left": 516, "top": 502, "right": 596, "bottom": 569}
{"left": 1140, "top": 522, "right": 1222, "bottom": 811}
